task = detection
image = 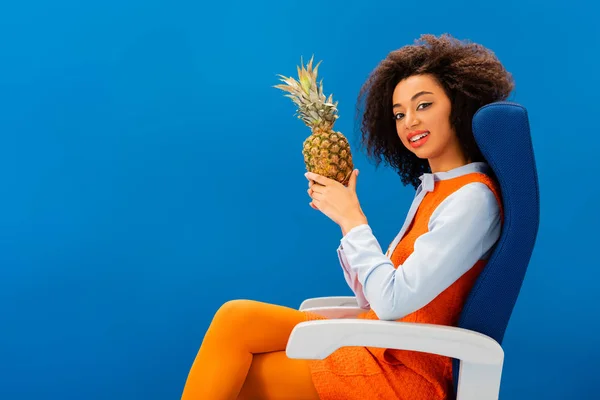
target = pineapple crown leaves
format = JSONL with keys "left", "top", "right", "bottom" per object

{"left": 273, "top": 55, "right": 339, "bottom": 130}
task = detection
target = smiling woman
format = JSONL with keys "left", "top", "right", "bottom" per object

{"left": 180, "top": 33, "right": 515, "bottom": 400}
{"left": 358, "top": 34, "right": 514, "bottom": 189}
{"left": 392, "top": 75, "right": 466, "bottom": 172}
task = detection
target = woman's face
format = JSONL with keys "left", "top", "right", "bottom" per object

{"left": 392, "top": 74, "right": 467, "bottom": 172}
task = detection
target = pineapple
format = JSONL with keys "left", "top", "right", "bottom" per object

{"left": 274, "top": 56, "right": 354, "bottom": 185}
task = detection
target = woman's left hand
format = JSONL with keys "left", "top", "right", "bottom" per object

{"left": 306, "top": 169, "right": 368, "bottom": 234}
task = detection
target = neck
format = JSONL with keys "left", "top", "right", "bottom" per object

{"left": 428, "top": 145, "right": 471, "bottom": 173}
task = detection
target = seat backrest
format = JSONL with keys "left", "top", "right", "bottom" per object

{"left": 452, "top": 102, "right": 540, "bottom": 393}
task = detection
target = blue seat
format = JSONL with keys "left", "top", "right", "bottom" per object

{"left": 452, "top": 101, "right": 541, "bottom": 396}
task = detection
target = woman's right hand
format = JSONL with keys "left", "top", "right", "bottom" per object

{"left": 307, "top": 179, "right": 320, "bottom": 210}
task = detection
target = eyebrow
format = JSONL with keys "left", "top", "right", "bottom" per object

{"left": 392, "top": 91, "right": 434, "bottom": 108}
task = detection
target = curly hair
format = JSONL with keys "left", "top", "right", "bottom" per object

{"left": 355, "top": 33, "right": 515, "bottom": 189}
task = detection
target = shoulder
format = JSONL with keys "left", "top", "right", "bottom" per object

{"left": 449, "top": 181, "right": 498, "bottom": 203}
{"left": 430, "top": 182, "right": 500, "bottom": 223}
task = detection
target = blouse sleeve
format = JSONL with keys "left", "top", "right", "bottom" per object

{"left": 337, "top": 242, "right": 371, "bottom": 309}
{"left": 338, "top": 182, "right": 501, "bottom": 320}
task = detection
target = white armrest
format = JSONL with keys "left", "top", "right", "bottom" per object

{"left": 299, "top": 296, "right": 359, "bottom": 310}
{"left": 286, "top": 319, "right": 503, "bottom": 400}
{"left": 301, "top": 306, "right": 364, "bottom": 319}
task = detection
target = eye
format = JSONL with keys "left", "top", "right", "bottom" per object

{"left": 393, "top": 103, "right": 432, "bottom": 121}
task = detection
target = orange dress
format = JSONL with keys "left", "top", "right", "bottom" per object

{"left": 302, "top": 172, "right": 503, "bottom": 400}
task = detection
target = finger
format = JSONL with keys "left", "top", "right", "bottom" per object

{"left": 308, "top": 180, "right": 322, "bottom": 189}
{"left": 305, "top": 172, "right": 332, "bottom": 186}
{"left": 307, "top": 186, "right": 324, "bottom": 198}
{"left": 309, "top": 201, "right": 318, "bottom": 210}
{"left": 347, "top": 169, "right": 359, "bottom": 191}
{"left": 311, "top": 191, "right": 323, "bottom": 201}
{"left": 310, "top": 183, "right": 325, "bottom": 194}
{"left": 310, "top": 182, "right": 325, "bottom": 192}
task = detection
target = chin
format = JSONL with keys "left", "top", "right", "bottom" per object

{"left": 411, "top": 148, "right": 433, "bottom": 159}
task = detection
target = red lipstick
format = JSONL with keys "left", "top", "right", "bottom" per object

{"left": 407, "top": 130, "right": 430, "bottom": 148}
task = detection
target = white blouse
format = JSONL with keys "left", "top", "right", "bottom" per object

{"left": 337, "top": 162, "right": 502, "bottom": 321}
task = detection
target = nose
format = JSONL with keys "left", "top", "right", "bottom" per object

{"left": 404, "top": 112, "right": 419, "bottom": 131}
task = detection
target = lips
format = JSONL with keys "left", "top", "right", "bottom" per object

{"left": 407, "top": 130, "right": 429, "bottom": 141}
{"left": 407, "top": 130, "right": 430, "bottom": 148}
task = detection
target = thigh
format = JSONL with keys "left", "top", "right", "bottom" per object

{"left": 238, "top": 351, "right": 320, "bottom": 400}
{"left": 211, "top": 299, "right": 308, "bottom": 354}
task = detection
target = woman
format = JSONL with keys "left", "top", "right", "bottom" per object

{"left": 180, "top": 33, "right": 514, "bottom": 400}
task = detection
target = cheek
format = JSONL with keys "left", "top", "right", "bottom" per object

{"left": 395, "top": 123, "right": 406, "bottom": 144}
{"left": 396, "top": 124, "right": 408, "bottom": 147}
{"left": 430, "top": 114, "right": 453, "bottom": 139}
{"left": 435, "top": 105, "right": 454, "bottom": 132}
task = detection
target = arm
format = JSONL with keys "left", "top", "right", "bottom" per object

{"left": 337, "top": 241, "right": 370, "bottom": 309}
{"left": 341, "top": 183, "right": 501, "bottom": 321}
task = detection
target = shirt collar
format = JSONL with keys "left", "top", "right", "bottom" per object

{"left": 418, "top": 162, "right": 490, "bottom": 193}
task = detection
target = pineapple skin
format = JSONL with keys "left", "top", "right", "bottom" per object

{"left": 303, "top": 129, "right": 353, "bottom": 186}
{"left": 274, "top": 56, "right": 354, "bottom": 185}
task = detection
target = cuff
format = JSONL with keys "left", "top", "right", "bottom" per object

{"left": 339, "top": 224, "right": 371, "bottom": 250}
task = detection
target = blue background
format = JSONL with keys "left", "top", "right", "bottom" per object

{"left": 1, "top": 0, "right": 598, "bottom": 398}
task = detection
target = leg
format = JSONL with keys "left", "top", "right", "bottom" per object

{"left": 180, "top": 299, "right": 319, "bottom": 400}
{"left": 237, "top": 351, "right": 320, "bottom": 400}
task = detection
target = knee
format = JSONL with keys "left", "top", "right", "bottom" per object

{"left": 211, "top": 299, "right": 259, "bottom": 330}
